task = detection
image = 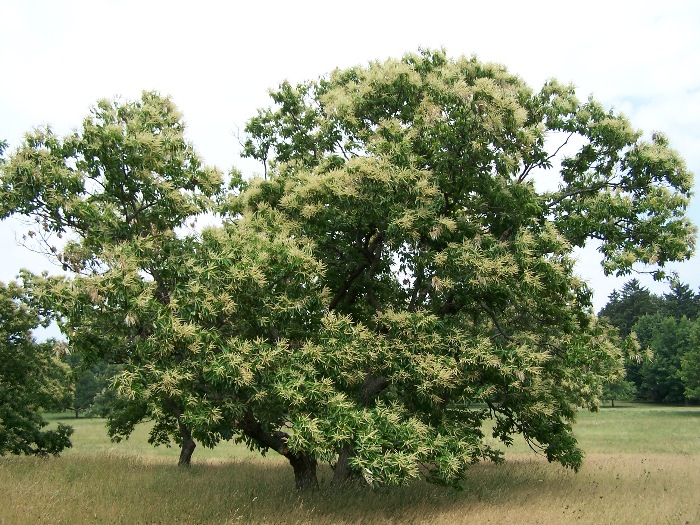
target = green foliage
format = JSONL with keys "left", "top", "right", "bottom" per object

{"left": 601, "top": 377, "right": 637, "bottom": 406}
{"left": 662, "top": 281, "right": 700, "bottom": 321}
{"left": 0, "top": 281, "right": 73, "bottom": 456}
{"left": 242, "top": 50, "right": 695, "bottom": 280}
{"left": 73, "top": 368, "right": 100, "bottom": 415}
{"left": 599, "top": 279, "right": 665, "bottom": 337}
{"left": 0, "top": 91, "right": 223, "bottom": 271}
{"left": 0, "top": 91, "right": 224, "bottom": 464}
{"left": 680, "top": 324, "right": 700, "bottom": 399}
{"left": 632, "top": 314, "right": 694, "bottom": 403}
{"left": 234, "top": 48, "right": 693, "bottom": 483}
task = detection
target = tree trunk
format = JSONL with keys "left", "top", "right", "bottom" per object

{"left": 240, "top": 409, "right": 319, "bottom": 490}
{"left": 332, "top": 443, "right": 355, "bottom": 486}
{"left": 178, "top": 436, "right": 196, "bottom": 466}
{"left": 177, "top": 419, "right": 196, "bottom": 467}
{"left": 290, "top": 454, "right": 319, "bottom": 491}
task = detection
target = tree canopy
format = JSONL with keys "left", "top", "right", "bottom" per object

{"left": 0, "top": 50, "right": 695, "bottom": 489}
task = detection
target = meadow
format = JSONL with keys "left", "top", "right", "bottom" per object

{"left": 1, "top": 404, "right": 698, "bottom": 524}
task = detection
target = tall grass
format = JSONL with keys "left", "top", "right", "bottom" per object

{"left": 1, "top": 405, "right": 698, "bottom": 524}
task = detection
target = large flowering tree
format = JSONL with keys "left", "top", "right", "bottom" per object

{"left": 1, "top": 50, "right": 695, "bottom": 490}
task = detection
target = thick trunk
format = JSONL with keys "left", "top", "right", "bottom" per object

{"left": 240, "top": 409, "right": 319, "bottom": 491}
{"left": 332, "top": 443, "right": 355, "bottom": 486}
{"left": 178, "top": 436, "right": 196, "bottom": 466}
{"left": 290, "top": 454, "right": 319, "bottom": 491}
{"left": 177, "top": 419, "right": 196, "bottom": 467}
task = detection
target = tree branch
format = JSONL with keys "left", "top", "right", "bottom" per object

{"left": 478, "top": 300, "right": 511, "bottom": 341}
{"left": 329, "top": 231, "right": 384, "bottom": 311}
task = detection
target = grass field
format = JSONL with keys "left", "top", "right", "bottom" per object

{"left": 1, "top": 404, "right": 699, "bottom": 524}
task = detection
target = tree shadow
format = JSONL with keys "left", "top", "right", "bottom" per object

{"left": 194, "top": 457, "right": 575, "bottom": 524}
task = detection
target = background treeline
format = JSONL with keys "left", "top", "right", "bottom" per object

{"left": 599, "top": 279, "right": 700, "bottom": 404}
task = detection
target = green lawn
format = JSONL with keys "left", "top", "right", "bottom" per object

{"left": 42, "top": 412, "right": 268, "bottom": 463}
{"left": 574, "top": 404, "right": 700, "bottom": 455}
{"left": 46, "top": 403, "right": 700, "bottom": 464}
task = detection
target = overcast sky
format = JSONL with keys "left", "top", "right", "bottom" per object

{"left": 2, "top": 0, "right": 699, "bottom": 312}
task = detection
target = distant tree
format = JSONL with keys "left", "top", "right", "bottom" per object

{"left": 633, "top": 314, "right": 693, "bottom": 403}
{"left": 601, "top": 377, "right": 637, "bottom": 407}
{"left": 73, "top": 368, "right": 99, "bottom": 417}
{"left": 87, "top": 371, "right": 125, "bottom": 418}
{"left": 599, "top": 280, "right": 666, "bottom": 396}
{"left": 599, "top": 279, "right": 664, "bottom": 337}
{"left": 64, "top": 354, "right": 122, "bottom": 418}
{"left": 662, "top": 281, "right": 699, "bottom": 321}
{"left": 599, "top": 280, "right": 700, "bottom": 401}
{"left": 0, "top": 280, "right": 73, "bottom": 456}
{"left": 680, "top": 320, "right": 700, "bottom": 400}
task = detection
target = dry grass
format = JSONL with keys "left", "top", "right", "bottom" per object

{"left": 2, "top": 454, "right": 698, "bottom": 524}
{"left": 1, "top": 405, "right": 699, "bottom": 524}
